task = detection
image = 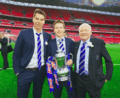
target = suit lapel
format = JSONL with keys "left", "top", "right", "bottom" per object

{"left": 88, "top": 38, "right": 94, "bottom": 73}
{"left": 43, "top": 31, "right": 47, "bottom": 52}
{"left": 88, "top": 38, "right": 94, "bottom": 62}
{"left": 74, "top": 41, "right": 81, "bottom": 59}
{"left": 29, "top": 28, "right": 34, "bottom": 48}
{"left": 74, "top": 41, "right": 81, "bottom": 72}
{"left": 65, "top": 38, "right": 68, "bottom": 54}
{"left": 54, "top": 38, "right": 58, "bottom": 54}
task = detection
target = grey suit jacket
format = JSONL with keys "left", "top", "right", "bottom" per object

{"left": 73, "top": 38, "right": 113, "bottom": 91}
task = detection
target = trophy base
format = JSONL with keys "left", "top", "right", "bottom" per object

{"left": 57, "top": 67, "right": 69, "bottom": 75}
{"left": 57, "top": 67, "right": 69, "bottom": 81}
{"left": 58, "top": 76, "right": 68, "bottom": 81}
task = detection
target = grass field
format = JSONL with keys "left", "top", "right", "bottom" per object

{"left": 0, "top": 43, "right": 120, "bottom": 98}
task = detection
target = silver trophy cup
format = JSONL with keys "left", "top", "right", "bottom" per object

{"left": 54, "top": 50, "right": 73, "bottom": 81}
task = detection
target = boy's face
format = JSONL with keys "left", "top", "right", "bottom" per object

{"left": 54, "top": 23, "right": 65, "bottom": 39}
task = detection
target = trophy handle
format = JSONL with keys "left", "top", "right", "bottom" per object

{"left": 48, "top": 56, "right": 55, "bottom": 61}
{"left": 66, "top": 53, "right": 73, "bottom": 60}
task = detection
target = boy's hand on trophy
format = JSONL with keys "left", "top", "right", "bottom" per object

{"left": 51, "top": 61, "right": 55, "bottom": 68}
{"left": 66, "top": 59, "right": 73, "bottom": 66}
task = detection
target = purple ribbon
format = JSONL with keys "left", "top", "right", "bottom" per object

{"left": 46, "top": 54, "right": 73, "bottom": 93}
{"left": 46, "top": 56, "right": 59, "bottom": 93}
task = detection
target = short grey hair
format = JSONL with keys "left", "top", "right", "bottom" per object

{"left": 79, "top": 23, "right": 92, "bottom": 32}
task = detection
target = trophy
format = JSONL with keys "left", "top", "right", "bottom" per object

{"left": 54, "top": 50, "right": 73, "bottom": 81}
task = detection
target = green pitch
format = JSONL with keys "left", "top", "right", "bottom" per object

{"left": 0, "top": 43, "right": 120, "bottom": 98}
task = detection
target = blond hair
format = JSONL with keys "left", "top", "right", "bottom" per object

{"left": 53, "top": 20, "right": 65, "bottom": 28}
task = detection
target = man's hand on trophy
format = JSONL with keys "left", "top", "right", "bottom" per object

{"left": 66, "top": 59, "right": 73, "bottom": 66}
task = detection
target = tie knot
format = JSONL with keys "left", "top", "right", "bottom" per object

{"left": 83, "top": 42, "right": 86, "bottom": 45}
{"left": 59, "top": 39, "right": 64, "bottom": 44}
{"left": 59, "top": 39, "right": 64, "bottom": 42}
{"left": 36, "top": 33, "right": 41, "bottom": 36}
{"left": 61, "top": 39, "right": 64, "bottom": 41}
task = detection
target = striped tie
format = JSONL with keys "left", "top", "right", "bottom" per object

{"left": 79, "top": 42, "right": 86, "bottom": 76}
{"left": 59, "top": 39, "right": 65, "bottom": 53}
{"left": 36, "top": 33, "right": 42, "bottom": 70}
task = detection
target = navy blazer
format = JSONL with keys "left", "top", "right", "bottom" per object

{"left": 47, "top": 37, "right": 74, "bottom": 58}
{"left": 13, "top": 28, "right": 51, "bottom": 74}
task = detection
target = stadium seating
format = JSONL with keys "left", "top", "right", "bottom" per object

{"left": 48, "top": 9, "right": 62, "bottom": 20}
{"left": 9, "top": 5, "right": 24, "bottom": 17}
{"left": 0, "top": 3, "right": 11, "bottom": 15}
{"left": 0, "top": 3, "right": 119, "bottom": 43}
{"left": 59, "top": 10, "right": 72, "bottom": 21}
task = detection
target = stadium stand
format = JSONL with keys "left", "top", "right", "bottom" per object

{"left": 0, "top": 2, "right": 120, "bottom": 44}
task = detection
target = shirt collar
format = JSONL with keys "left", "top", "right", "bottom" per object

{"left": 81, "top": 37, "right": 90, "bottom": 45}
{"left": 56, "top": 36, "right": 65, "bottom": 42}
{"left": 33, "top": 27, "right": 43, "bottom": 35}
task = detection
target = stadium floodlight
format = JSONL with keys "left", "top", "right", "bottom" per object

{"left": 9, "top": 1, "right": 14, "bottom": 4}
{"left": 0, "top": 0, "right": 120, "bottom": 16}
{"left": 117, "top": 13, "right": 120, "bottom": 16}
{"left": 31, "top": 3, "right": 35, "bottom": 6}
{"left": 17, "top": 2, "right": 22, "bottom": 5}
{"left": 24, "top": 3, "right": 29, "bottom": 6}
{"left": 73, "top": 8, "right": 77, "bottom": 11}
{"left": 91, "top": 0, "right": 105, "bottom": 6}
{"left": 1, "top": 0, "right": 6, "bottom": 2}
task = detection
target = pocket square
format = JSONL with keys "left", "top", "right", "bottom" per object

{"left": 96, "top": 55, "right": 99, "bottom": 60}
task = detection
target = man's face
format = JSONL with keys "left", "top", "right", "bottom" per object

{"left": 79, "top": 24, "right": 92, "bottom": 41}
{"left": 33, "top": 13, "right": 45, "bottom": 30}
{"left": 54, "top": 23, "right": 65, "bottom": 38}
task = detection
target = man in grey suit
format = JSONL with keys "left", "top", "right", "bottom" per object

{"left": 73, "top": 23, "right": 113, "bottom": 98}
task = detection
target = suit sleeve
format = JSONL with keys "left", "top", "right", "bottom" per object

{"left": 46, "top": 34, "right": 51, "bottom": 59}
{"left": 49, "top": 34, "right": 52, "bottom": 41}
{"left": 101, "top": 40, "right": 113, "bottom": 80}
{"left": 46, "top": 41, "right": 52, "bottom": 60}
{"left": 70, "top": 40, "right": 74, "bottom": 55}
{"left": 48, "top": 34, "right": 51, "bottom": 42}
{"left": 13, "top": 31, "right": 24, "bottom": 74}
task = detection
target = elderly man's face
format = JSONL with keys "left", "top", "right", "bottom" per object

{"left": 79, "top": 24, "right": 92, "bottom": 42}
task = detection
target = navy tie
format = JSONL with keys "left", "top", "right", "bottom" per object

{"left": 79, "top": 42, "right": 86, "bottom": 75}
{"left": 36, "top": 33, "right": 42, "bottom": 70}
{"left": 59, "top": 39, "right": 65, "bottom": 53}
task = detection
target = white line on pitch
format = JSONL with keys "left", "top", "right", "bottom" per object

{"left": 103, "top": 64, "right": 120, "bottom": 66}
{"left": 7, "top": 68, "right": 13, "bottom": 69}
{"left": 108, "top": 51, "right": 120, "bottom": 54}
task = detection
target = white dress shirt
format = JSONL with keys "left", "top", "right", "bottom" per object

{"left": 76, "top": 38, "right": 90, "bottom": 74}
{"left": 26, "top": 27, "right": 44, "bottom": 68}
{"left": 56, "top": 36, "right": 66, "bottom": 54}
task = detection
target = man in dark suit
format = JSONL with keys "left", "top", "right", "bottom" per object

{"left": 73, "top": 23, "right": 113, "bottom": 98}
{"left": 13, "top": 9, "right": 51, "bottom": 98}
{"left": 0, "top": 33, "right": 9, "bottom": 70}
{"left": 47, "top": 20, "right": 76, "bottom": 98}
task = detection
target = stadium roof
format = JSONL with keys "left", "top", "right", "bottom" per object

{"left": 1, "top": 0, "right": 120, "bottom": 16}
